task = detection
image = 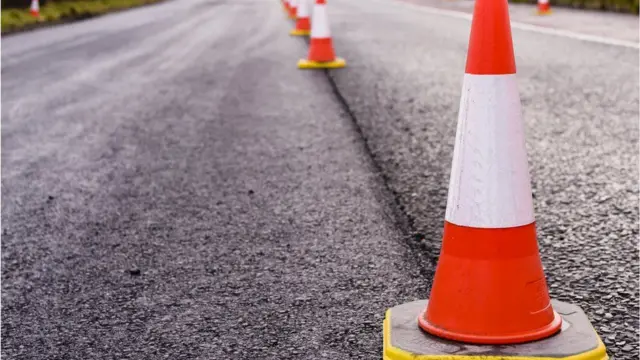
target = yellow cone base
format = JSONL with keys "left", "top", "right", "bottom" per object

{"left": 384, "top": 299, "right": 608, "bottom": 360}
{"left": 536, "top": 9, "right": 552, "bottom": 15}
{"left": 297, "top": 57, "right": 346, "bottom": 69}
{"left": 290, "top": 29, "right": 311, "bottom": 36}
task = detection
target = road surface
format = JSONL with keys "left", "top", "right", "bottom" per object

{"left": 2, "top": 0, "right": 638, "bottom": 359}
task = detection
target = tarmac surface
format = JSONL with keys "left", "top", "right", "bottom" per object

{"left": 328, "top": 0, "right": 638, "bottom": 357}
{"left": 2, "top": 0, "right": 638, "bottom": 359}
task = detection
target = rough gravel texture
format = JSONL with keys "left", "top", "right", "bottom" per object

{"left": 329, "top": 0, "right": 639, "bottom": 358}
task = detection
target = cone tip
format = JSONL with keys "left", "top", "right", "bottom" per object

{"left": 465, "top": 0, "right": 516, "bottom": 74}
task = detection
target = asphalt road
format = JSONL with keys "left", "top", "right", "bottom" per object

{"left": 329, "top": 0, "right": 639, "bottom": 357}
{"left": 2, "top": 0, "right": 638, "bottom": 359}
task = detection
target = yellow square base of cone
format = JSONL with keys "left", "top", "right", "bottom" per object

{"left": 536, "top": 9, "right": 552, "bottom": 15}
{"left": 297, "top": 57, "right": 346, "bottom": 69}
{"left": 383, "top": 299, "right": 608, "bottom": 360}
{"left": 289, "top": 29, "right": 311, "bottom": 36}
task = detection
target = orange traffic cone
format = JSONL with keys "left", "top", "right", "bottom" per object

{"left": 382, "top": 0, "right": 608, "bottom": 358}
{"left": 29, "top": 0, "right": 40, "bottom": 18}
{"left": 536, "top": 0, "right": 552, "bottom": 14}
{"left": 283, "top": 0, "right": 290, "bottom": 15}
{"left": 297, "top": 0, "right": 345, "bottom": 69}
{"left": 288, "top": 0, "right": 298, "bottom": 19}
{"left": 290, "top": 0, "right": 311, "bottom": 36}
{"left": 417, "top": 0, "right": 561, "bottom": 344}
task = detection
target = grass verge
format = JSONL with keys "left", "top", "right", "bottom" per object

{"left": 2, "top": 0, "right": 165, "bottom": 35}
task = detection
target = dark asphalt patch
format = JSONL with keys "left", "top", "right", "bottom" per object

{"left": 1, "top": 0, "right": 431, "bottom": 359}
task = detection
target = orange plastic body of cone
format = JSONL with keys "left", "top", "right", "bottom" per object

{"left": 465, "top": 0, "right": 516, "bottom": 75}
{"left": 419, "top": 222, "right": 562, "bottom": 344}
{"left": 420, "top": 222, "right": 562, "bottom": 344}
{"left": 294, "top": 17, "right": 311, "bottom": 32}
{"left": 289, "top": 6, "right": 297, "bottom": 18}
{"left": 307, "top": 38, "right": 336, "bottom": 62}
{"left": 538, "top": 2, "right": 551, "bottom": 12}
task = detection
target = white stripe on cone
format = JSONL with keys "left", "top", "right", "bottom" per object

{"left": 539, "top": 0, "right": 549, "bottom": 4}
{"left": 297, "top": 0, "right": 310, "bottom": 17}
{"left": 310, "top": 4, "right": 330, "bottom": 38}
{"left": 30, "top": 0, "right": 39, "bottom": 12}
{"left": 290, "top": 0, "right": 298, "bottom": 10}
{"left": 445, "top": 74, "right": 535, "bottom": 229}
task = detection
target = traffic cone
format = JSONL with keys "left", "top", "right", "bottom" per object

{"left": 536, "top": 0, "right": 552, "bottom": 15}
{"left": 283, "top": 0, "right": 290, "bottom": 15}
{"left": 297, "top": 0, "right": 345, "bottom": 69}
{"left": 417, "top": 0, "right": 561, "bottom": 343}
{"left": 288, "top": 0, "right": 298, "bottom": 19}
{"left": 382, "top": 0, "right": 608, "bottom": 357}
{"left": 29, "top": 0, "right": 40, "bottom": 18}
{"left": 290, "top": 0, "right": 311, "bottom": 36}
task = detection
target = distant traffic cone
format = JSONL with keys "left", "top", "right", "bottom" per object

{"left": 288, "top": 0, "right": 298, "bottom": 19}
{"left": 536, "top": 0, "right": 552, "bottom": 14}
{"left": 382, "top": 0, "right": 608, "bottom": 358}
{"left": 283, "top": 0, "right": 290, "bottom": 15}
{"left": 297, "top": 0, "right": 345, "bottom": 69}
{"left": 29, "top": 0, "right": 40, "bottom": 18}
{"left": 290, "top": 0, "right": 311, "bottom": 36}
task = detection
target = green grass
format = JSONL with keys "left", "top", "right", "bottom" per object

{"left": 1, "top": 0, "right": 163, "bottom": 33}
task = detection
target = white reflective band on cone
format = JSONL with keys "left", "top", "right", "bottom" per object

{"left": 311, "top": 5, "right": 330, "bottom": 38}
{"left": 445, "top": 74, "right": 535, "bottom": 229}
{"left": 297, "top": 0, "right": 310, "bottom": 17}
